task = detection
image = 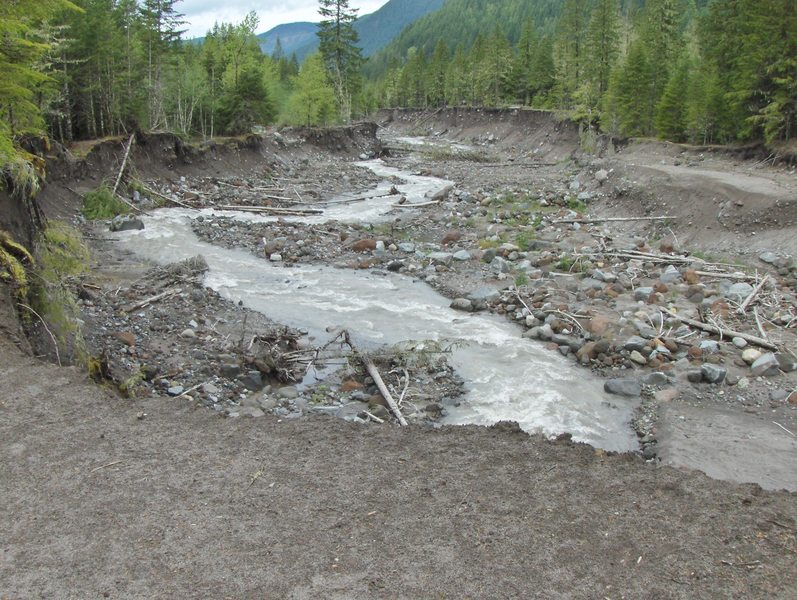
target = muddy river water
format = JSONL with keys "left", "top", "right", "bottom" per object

{"left": 117, "top": 159, "right": 640, "bottom": 451}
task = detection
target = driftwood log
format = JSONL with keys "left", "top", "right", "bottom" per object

{"left": 362, "top": 356, "right": 408, "bottom": 426}
{"left": 659, "top": 306, "right": 778, "bottom": 351}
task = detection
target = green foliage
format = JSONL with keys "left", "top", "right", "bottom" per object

{"left": 282, "top": 53, "right": 337, "bottom": 126}
{"left": 317, "top": 0, "right": 363, "bottom": 121}
{"left": 0, "top": 0, "right": 80, "bottom": 174}
{"left": 31, "top": 222, "right": 90, "bottom": 363}
{"left": 82, "top": 185, "right": 130, "bottom": 219}
{"left": 0, "top": 231, "right": 35, "bottom": 304}
{"left": 514, "top": 231, "right": 536, "bottom": 252}
{"left": 218, "top": 65, "right": 276, "bottom": 134}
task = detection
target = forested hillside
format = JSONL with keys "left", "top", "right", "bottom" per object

{"left": 367, "top": 0, "right": 795, "bottom": 146}
{"left": 1, "top": 0, "right": 795, "bottom": 186}
{"left": 256, "top": 22, "right": 317, "bottom": 57}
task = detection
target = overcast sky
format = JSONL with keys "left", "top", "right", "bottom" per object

{"left": 180, "top": 0, "right": 390, "bottom": 38}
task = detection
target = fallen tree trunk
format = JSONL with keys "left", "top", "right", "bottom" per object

{"left": 552, "top": 216, "right": 674, "bottom": 224}
{"left": 362, "top": 356, "right": 408, "bottom": 426}
{"left": 392, "top": 200, "right": 441, "bottom": 209}
{"left": 214, "top": 205, "right": 323, "bottom": 215}
{"left": 142, "top": 185, "right": 193, "bottom": 209}
{"left": 738, "top": 274, "right": 769, "bottom": 313}
{"left": 112, "top": 133, "right": 135, "bottom": 196}
{"left": 124, "top": 288, "right": 182, "bottom": 313}
{"left": 659, "top": 306, "right": 778, "bottom": 351}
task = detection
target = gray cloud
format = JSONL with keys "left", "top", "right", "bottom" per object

{"left": 178, "top": 0, "right": 388, "bottom": 37}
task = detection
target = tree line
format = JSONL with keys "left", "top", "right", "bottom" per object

{"left": 1, "top": 0, "right": 357, "bottom": 178}
{"left": 1, "top": 0, "right": 794, "bottom": 182}
{"left": 370, "top": 0, "right": 796, "bottom": 146}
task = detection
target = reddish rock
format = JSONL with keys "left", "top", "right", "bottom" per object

{"left": 441, "top": 230, "right": 462, "bottom": 245}
{"left": 789, "top": 392, "right": 797, "bottom": 405}
{"left": 710, "top": 299, "right": 730, "bottom": 318}
{"left": 659, "top": 240, "right": 675, "bottom": 254}
{"left": 653, "top": 282, "right": 669, "bottom": 294}
{"left": 112, "top": 332, "right": 136, "bottom": 347}
{"left": 687, "top": 346, "right": 703, "bottom": 360}
{"left": 587, "top": 314, "right": 612, "bottom": 335}
{"left": 341, "top": 380, "right": 364, "bottom": 392}
{"left": 684, "top": 269, "right": 700, "bottom": 284}
{"left": 351, "top": 239, "right": 377, "bottom": 252}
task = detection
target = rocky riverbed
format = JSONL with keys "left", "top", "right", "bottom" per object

{"left": 27, "top": 112, "right": 797, "bottom": 490}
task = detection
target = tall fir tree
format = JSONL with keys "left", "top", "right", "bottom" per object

{"left": 139, "top": 0, "right": 186, "bottom": 129}
{"left": 317, "top": 0, "right": 363, "bottom": 122}
{"left": 554, "top": 0, "right": 588, "bottom": 105}
{"left": 585, "top": 0, "right": 620, "bottom": 97}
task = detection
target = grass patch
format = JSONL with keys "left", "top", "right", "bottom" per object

{"left": 421, "top": 147, "right": 491, "bottom": 163}
{"left": 478, "top": 237, "right": 504, "bottom": 249}
{"left": 514, "top": 231, "right": 536, "bottom": 251}
{"left": 82, "top": 185, "right": 130, "bottom": 219}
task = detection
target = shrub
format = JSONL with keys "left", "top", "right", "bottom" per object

{"left": 82, "top": 185, "right": 129, "bottom": 219}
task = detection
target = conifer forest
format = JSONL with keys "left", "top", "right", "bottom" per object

{"left": 1, "top": 0, "right": 795, "bottom": 175}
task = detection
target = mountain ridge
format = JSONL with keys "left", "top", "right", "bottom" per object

{"left": 256, "top": 0, "right": 447, "bottom": 60}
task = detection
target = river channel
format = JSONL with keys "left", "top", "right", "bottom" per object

{"left": 116, "top": 159, "right": 638, "bottom": 452}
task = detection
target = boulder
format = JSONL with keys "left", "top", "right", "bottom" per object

{"left": 624, "top": 336, "right": 648, "bottom": 353}
{"left": 701, "top": 364, "right": 727, "bottom": 384}
{"left": 775, "top": 353, "right": 797, "bottom": 373}
{"left": 660, "top": 265, "right": 682, "bottom": 284}
{"left": 450, "top": 298, "right": 474, "bottom": 312}
{"left": 604, "top": 379, "right": 641, "bottom": 397}
{"left": 351, "top": 239, "right": 377, "bottom": 252}
{"left": 751, "top": 353, "right": 780, "bottom": 377}
{"left": 630, "top": 351, "right": 647, "bottom": 365}
{"left": 428, "top": 252, "right": 453, "bottom": 266}
{"left": 742, "top": 348, "right": 762, "bottom": 365}
{"left": 110, "top": 215, "right": 144, "bottom": 232}
{"left": 452, "top": 250, "right": 471, "bottom": 261}
{"left": 724, "top": 282, "right": 754, "bottom": 302}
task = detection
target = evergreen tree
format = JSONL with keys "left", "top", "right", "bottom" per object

{"left": 317, "top": 0, "right": 363, "bottom": 122}
{"left": 530, "top": 35, "right": 556, "bottom": 105}
{"left": 654, "top": 54, "right": 690, "bottom": 141}
{"left": 217, "top": 64, "right": 275, "bottom": 134}
{"left": 585, "top": 0, "right": 620, "bottom": 97}
{"left": 510, "top": 18, "right": 538, "bottom": 105}
{"left": 0, "top": 0, "right": 80, "bottom": 178}
{"left": 609, "top": 39, "right": 655, "bottom": 136}
{"left": 428, "top": 40, "right": 450, "bottom": 107}
{"left": 554, "top": 0, "right": 588, "bottom": 105}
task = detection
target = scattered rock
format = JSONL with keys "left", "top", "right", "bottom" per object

{"left": 450, "top": 298, "right": 474, "bottom": 312}
{"left": 110, "top": 215, "right": 145, "bottom": 232}
{"left": 750, "top": 353, "right": 780, "bottom": 377}
{"left": 742, "top": 348, "right": 762, "bottom": 365}
{"left": 775, "top": 352, "right": 797, "bottom": 373}
{"left": 701, "top": 364, "right": 727, "bottom": 384}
